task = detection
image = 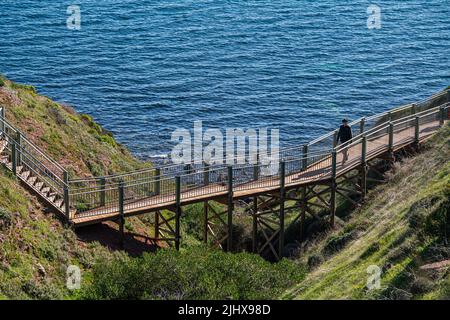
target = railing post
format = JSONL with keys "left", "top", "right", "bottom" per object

{"left": 226, "top": 166, "right": 234, "bottom": 252}
{"left": 0, "top": 105, "right": 5, "bottom": 133}
{"left": 302, "top": 144, "right": 308, "bottom": 171}
{"left": 64, "top": 185, "right": 70, "bottom": 219}
{"left": 278, "top": 161, "right": 286, "bottom": 260}
{"left": 388, "top": 122, "right": 394, "bottom": 152}
{"left": 63, "top": 171, "right": 70, "bottom": 219}
{"left": 388, "top": 111, "right": 392, "bottom": 122}
{"left": 118, "top": 181, "right": 125, "bottom": 248}
{"left": 16, "top": 131, "right": 22, "bottom": 166}
{"left": 203, "top": 162, "right": 209, "bottom": 185}
{"left": 330, "top": 150, "right": 337, "bottom": 227}
{"left": 253, "top": 154, "right": 259, "bottom": 181}
{"left": 361, "top": 136, "right": 367, "bottom": 165}
{"left": 411, "top": 103, "right": 416, "bottom": 115}
{"left": 414, "top": 116, "right": 420, "bottom": 145}
{"left": 11, "top": 142, "right": 17, "bottom": 175}
{"left": 203, "top": 162, "right": 209, "bottom": 244}
{"left": 360, "top": 117, "right": 365, "bottom": 134}
{"left": 331, "top": 150, "right": 337, "bottom": 179}
{"left": 440, "top": 106, "right": 445, "bottom": 127}
{"left": 154, "top": 168, "right": 161, "bottom": 196}
{"left": 100, "top": 177, "right": 106, "bottom": 206}
{"left": 175, "top": 176, "right": 181, "bottom": 250}
{"left": 361, "top": 136, "right": 367, "bottom": 200}
{"left": 333, "top": 130, "right": 338, "bottom": 148}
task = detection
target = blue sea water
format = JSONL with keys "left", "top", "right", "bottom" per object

{"left": 0, "top": 0, "right": 449, "bottom": 160}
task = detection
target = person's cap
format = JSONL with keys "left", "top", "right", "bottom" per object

{"left": 342, "top": 119, "right": 349, "bottom": 123}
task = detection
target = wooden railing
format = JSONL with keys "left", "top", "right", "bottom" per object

{"left": 68, "top": 91, "right": 450, "bottom": 218}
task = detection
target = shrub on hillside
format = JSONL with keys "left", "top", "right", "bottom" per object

{"left": 81, "top": 246, "right": 305, "bottom": 300}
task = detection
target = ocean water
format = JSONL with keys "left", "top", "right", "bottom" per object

{"left": 0, "top": 0, "right": 449, "bottom": 160}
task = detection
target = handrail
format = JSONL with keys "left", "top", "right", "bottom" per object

{"left": 67, "top": 103, "right": 448, "bottom": 193}
{"left": 70, "top": 100, "right": 448, "bottom": 217}
{"left": 1, "top": 130, "right": 67, "bottom": 189}
{"left": 2, "top": 89, "right": 450, "bottom": 219}
{"left": 0, "top": 115, "right": 66, "bottom": 179}
{"left": 69, "top": 89, "right": 449, "bottom": 185}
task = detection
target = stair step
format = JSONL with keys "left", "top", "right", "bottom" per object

{"left": 48, "top": 195, "right": 56, "bottom": 202}
{"left": 16, "top": 166, "right": 23, "bottom": 174}
{"left": 21, "top": 170, "right": 31, "bottom": 180}
{"left": 55, "top": 199, "right": 64, "bottom": 208}
{"left": 41, "top": 187, "right": 50, "bottom": 195}
{"left": 35, "top": 182, "right": 44, "bottom": 191}
{"left": 0, "top": 140, "right": 6, "bottom": 153}
{"left": 28, "top": 176, "right": 37, "bottom": 186}
{"left": 0, "top": 155, "right": 8, "bottom": 164}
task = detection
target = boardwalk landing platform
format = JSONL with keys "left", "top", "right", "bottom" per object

{"left": 1, "top": 92, "right": 449, "bottom": 259}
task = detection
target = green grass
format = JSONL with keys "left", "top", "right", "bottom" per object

{"left": 1, "top": 75, "right": 449, "bottom": 300}
{"left": 283, "top": 123, "right": 450, "bottom": 300}
{"left": 0, "top": 165, "right": 119, "bottom": 299}
{"left": 0, "top": 77, "right": 150, "bottom": 178}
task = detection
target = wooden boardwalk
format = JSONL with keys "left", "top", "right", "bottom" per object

{"left": 72, "top": 120, "right": 442, "bottom": 226}
{"left": 1, "top": 94, "right": 449, "bottom": 258}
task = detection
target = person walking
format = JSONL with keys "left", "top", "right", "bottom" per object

{"left": 336, "top": 119, "right": 353, "bottom": 165}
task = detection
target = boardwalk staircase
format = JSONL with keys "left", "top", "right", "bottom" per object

{"left": 0, "top": 90, "right": 449, "bottom": 258}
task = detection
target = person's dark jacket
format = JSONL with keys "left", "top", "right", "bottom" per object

{"left": 337, "top": 125, "right": 353, "bottom": 143}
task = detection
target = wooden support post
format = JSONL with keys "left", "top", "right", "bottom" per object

{"left": 227, "top": 166, "right": 233, "bottom": 252}
{"left": 302, "top": 144, "right": 308, "bottom": 171}
{"left": 252, "top": 196, "right": 258, "bottom": 253}
{"left": 63, "top": 171, "right": 70, "bottom": 219}
{"left": 388, "top": 122, "right": 394, "bottom": 152}
{"left": 154, "top": 168, "right": 161, "bottom": 195}
{"left": 300, "top": 186, "right": 307, "bottom": 242}
{"left": 361, "top": 136, "right": 367, "bottom": 200}
{"left": 11, "top": 142, "right": 17, "bottom": 175}
{"left": 330, "top": 150, "right": 337, "bottom": 227}
{"left": 118, "top": 182, "right": 125, "bottom": 248}
{"left": 251, "top": 155, "right": 259, "bottom": 252}
{"left": 154, "top": 211, "right": 160, "bottom": 240}
{"left": 360, "top": 117, "right": 365, "bottom": 134}
{"left": 99, "top": 177, "right": 106, "bottom": 206}
{"left": 203, "top": 200, "right": 208, "bottom": 243}
{"left": 414, "top": 116, "right": 420, "bottom": 145}
{"left": 175, "top": 176, "right": 181, "bottom": 250}
{"left": 278, "top": 161, "right": 286, "bottom": 259}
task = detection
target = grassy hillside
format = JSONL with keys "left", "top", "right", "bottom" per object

{"left": 0, "top": 76, "right": 304, "bottom": 299}
{"left": 284, "top": 123, "right": 450, "bottom": 300}
{"left": 0, "top": 75, "right": 148, "bottom": 178}
{"left": 1, "top": 75, "right": 449, "bottom": 300}
{"left": 0, "top": 164, "right": 119, "bottom": 299}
